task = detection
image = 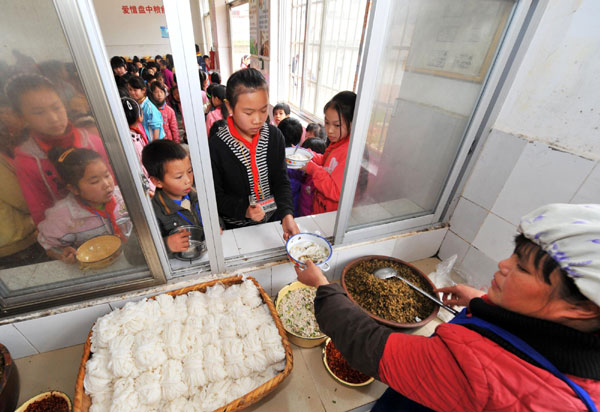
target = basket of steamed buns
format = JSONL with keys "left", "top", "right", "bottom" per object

{"left": 73, "top": 276, "right": 293, "bottom": 412}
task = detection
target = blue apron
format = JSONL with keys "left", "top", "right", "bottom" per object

{"left": 372, "top": 308, "right": 597, "bottom": 412}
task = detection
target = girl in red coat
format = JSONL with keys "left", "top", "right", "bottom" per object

{"left": 304, "top": 91, "right": 355, "bottom": 214}
{"left": 297, "top": 203, "right": 600, "bottom": 411}
{"left": 149, "top": 81, "right": 180, "bottom": 143}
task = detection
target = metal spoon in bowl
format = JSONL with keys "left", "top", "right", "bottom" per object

{"left": 373, "top": 267, "right": 458, "bottom": 315}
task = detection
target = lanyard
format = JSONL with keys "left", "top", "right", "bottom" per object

{"left": 451, "top": 309, "right": 598, "bottom": 412}
{"left": 233, "top": 138, "right": 264, "bottom": 201}
{"left": 174, "top": 197, "right": 202, "bottom": 226}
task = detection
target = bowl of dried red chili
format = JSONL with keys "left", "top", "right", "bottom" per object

{"left": 322, "top": 338, "right": 374, "bottom": 387}
{"left": 15, "top": 391, "right": 71, "bottom": 412}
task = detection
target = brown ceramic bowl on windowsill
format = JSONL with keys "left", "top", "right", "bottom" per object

{"left": 341, "top": 255, "right": 439, "bottom": 329}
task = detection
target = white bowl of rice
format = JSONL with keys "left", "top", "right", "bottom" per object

{"left": 286, "top": 232, "right": 332, "bottom": 271}
{"left": 285, "top": 147, "right": 313, "bottom": 169}
{"left": 276, "top": 281, "right": 327, "bottom": 348}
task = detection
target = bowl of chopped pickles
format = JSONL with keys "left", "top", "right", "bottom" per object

{"left": 276, "top": 281, "right": 327, "bottom": 348}
{"left": 341, "top": 256, "right": 439, "bottom": 329}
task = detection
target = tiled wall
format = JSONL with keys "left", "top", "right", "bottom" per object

{"left": 1, "top": 226, "right": 446, "bottom": 358}
{"left": 438, "top": 129, "right": 599, "bottom": 288}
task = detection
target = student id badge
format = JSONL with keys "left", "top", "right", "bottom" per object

{"left": 249, "top": 195, "right": 278, "bottom": 213}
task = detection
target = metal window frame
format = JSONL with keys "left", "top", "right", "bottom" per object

{"left": 0, "top": 0, "right": 170, "bottom": 316}
{"left": 333, "top": 0, "right": 545, "bottom": 245}
{"left": 164, "top": 0, "right": 226, "bottom": 274}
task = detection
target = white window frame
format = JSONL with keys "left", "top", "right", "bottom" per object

{"left": 0, "top": 0, "right": 549, "bottom": 318}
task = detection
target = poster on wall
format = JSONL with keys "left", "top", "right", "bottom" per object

{"left": 249, "top": 0, "right": 270, "bottom": 81}
{"left": 405, "top": 0, "right": 512, "bottom": 83}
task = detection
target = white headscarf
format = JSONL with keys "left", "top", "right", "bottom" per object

{"left": 519, "top": 204, "right": 600, "bottom": 306}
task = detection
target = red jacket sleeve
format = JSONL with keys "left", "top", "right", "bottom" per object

{"left": 378, "top": 326, "right": 489, "bottom": 411}
{"left": 305, "top": 155, "right": 346, "bottom": 203}
{"left": 310, "top": 152, "right": 325, "bottom": 166}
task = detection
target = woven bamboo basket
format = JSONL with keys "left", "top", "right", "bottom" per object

{"left": 73, "top": 275, "right": 294, "bottom": 412}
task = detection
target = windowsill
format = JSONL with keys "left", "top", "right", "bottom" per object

{"left": 0, "top": 253, "right": 140, "bottom": 295}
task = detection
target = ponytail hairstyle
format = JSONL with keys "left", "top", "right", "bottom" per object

{"left": 48, "top": 146, "right": 102, "bottom": 188}
{"left": 121, "top": 97, "right": 141, "bottom": 126}
{"left": 324, "top": 91, "right": 356, "bottom": 141}
{"left": 4, "top": 73, "right": 59, "bottom": 114}
{"left": 211, "top": 84, "right": 228, "bottom": 118}
{"left": 225, "top": 68, "right": 268, "bottom": 109}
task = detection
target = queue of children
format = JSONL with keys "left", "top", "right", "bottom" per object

{"left": 0, "top": 50, "right": 351, "bottom": 268}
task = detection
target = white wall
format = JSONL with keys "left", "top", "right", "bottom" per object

{"left": 438, "top": 0, "right": 600, "bottom": 288}
{"left": 92, "top": 0, "right": 171, "bottom": 58}
{"left": 495, "top": 0, "right": 600, "bottom": 161}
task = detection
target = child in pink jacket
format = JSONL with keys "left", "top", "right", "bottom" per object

{"left": 5, "top": 74, "right": 110, "bottom": 225}
{"left": 150, "top": 81, "right": 180, "bottom": 143}
{"left": 38, "top": 147, "right": 130, "bottom": 263}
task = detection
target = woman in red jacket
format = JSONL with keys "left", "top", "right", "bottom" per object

{"left": 304, "top": 91, "right": 355, "bottom": 214}
{"left": 297, "top": 203, "right": 600, "bottom": 411}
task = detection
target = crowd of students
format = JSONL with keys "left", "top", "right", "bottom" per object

{"left": 0, "top": 50, "right": 358, "bottom": 266}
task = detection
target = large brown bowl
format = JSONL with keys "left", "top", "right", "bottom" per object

{"left": 341, "top": 255, "right": 439, "bottom": 329}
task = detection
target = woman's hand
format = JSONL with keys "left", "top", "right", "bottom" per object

{"left": 281, "top": 214, "right": 300, "bottom": 241}
{"left": 294, "top": 260, "right": 329, "bottom": 287}
{"left": 436, "top": 284, "right": 485, "bottom": 307}
{"left": 245, "top": 204, "right": 265, "bottom": 222}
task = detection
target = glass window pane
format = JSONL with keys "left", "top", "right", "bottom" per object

{"left": 0, "top": 1, "right": 155, "bottom": 303}
{"left": 230, "top": 3, "right": 250, "bottom": 70}
{"left": 92, "top": 0, "right": 217, "bottom": 276}
{"left": 349, "top": 0, "right": 515, "bottom": 228}
{"left": 313, "top": 0, "right": 365, "bottom": 118}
